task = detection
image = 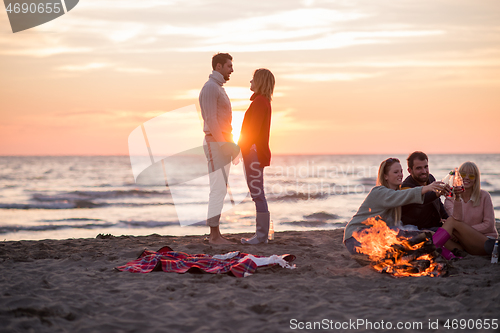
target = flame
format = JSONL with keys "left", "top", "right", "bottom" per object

{"left": 352, "top": 217, "right": 446, "bottom": 277}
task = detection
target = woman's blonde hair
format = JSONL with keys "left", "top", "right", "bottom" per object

{"left": 377, "top": 157, "right": 402, "bottom": 223}
{"left": 459, "top": 161, "right": 481, "bottom": 207}
{"left": 377, "top": 158, "right": 400, "bottom": 188}
{"left": 253, "top": 68, "right": 275, "bottom": 101}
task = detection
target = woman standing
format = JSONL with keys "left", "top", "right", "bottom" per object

{"left": 239, "top": 69, "right": 275, "bottom": 245}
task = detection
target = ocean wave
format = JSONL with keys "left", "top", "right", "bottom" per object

{"left": 304, "top": 212, "right": 340, "bottom": 220}
{"left": 37, "top": 218, "right": 105, "bottom": 223}
{"left": 116, "top": 202, "right": 174, "bottom": 207}
{"left": 118, "top": 220, "right": 180, "bottom": 228}
{"left": 32, "top": 189, "right": 170, "bottom": 202}
{"left": 0, "top": 201, "right": 106, "bottom": 209}
{"left": 281, "top": 220, "right": 328, "bottom": 227}
{"left": 281, "top": 220, "right": 347, "bottom": 228}
{"left": 0, "top": 189, "right": 173, "bottom": 210}
{"left": 0, "top": 201, "right": 173, "bottom": 210}
{"left": 357, "top": 177, "right": 376, "bottom": 186}
{"left": 270, "top": 192, "right": 328, "bottom": 201}
{"left": 268, "top": 187, "right": 367, "bottom": 201}
{"left": 489, "top": 190, "right": 500, "bottom": 196}
{"left": 280, "top": 220, "right": 347, "bottom": 228}
{"left": 0, "top": 218, "right": 187, "bottom": 234}
{"left": 0, "top": 222, "right": 115, "bottom": 234}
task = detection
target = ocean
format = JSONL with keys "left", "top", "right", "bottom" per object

{"left": 1, "top": 154, "right": 499, "bottom": 241}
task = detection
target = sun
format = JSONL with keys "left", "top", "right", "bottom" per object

{"left": 231, "top": 111, "right": 245, "bottom": 143}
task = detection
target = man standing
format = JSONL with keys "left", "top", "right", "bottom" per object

{"left": 401, "top": 151, "right": 449, "bottom": 230}
{"left": 199, "top": 53, "right": 239, "bottom": 244}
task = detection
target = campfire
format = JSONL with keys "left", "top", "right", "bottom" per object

{"left": 352, "top": 217, "right": 448, "bottom": 277}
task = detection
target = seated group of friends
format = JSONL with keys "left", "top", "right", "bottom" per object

{"left": 344, "top": 151, "right": 498, "bottom": 259}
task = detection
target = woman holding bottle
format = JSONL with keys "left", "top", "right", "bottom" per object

{"left": 238, "top": 68, "right": 275, "bottom": 245}
{"left": 440, "top": 161, "right": 498, "bottom": 255}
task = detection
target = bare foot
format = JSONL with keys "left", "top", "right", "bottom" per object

{"left": 208, "top": 235, "right": 235, "bottom": 245}
{"left": 207, "top": 226, "right": 234, "bottom": 244}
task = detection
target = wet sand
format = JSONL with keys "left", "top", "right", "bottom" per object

{"left": 0, "top": 226, "right": 499, "bottom": 333}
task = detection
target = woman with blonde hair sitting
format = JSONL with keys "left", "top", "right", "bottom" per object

{"left": 440, "top": 161, "right": 498, "bottom": 255}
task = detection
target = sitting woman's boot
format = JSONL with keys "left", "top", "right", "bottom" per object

{"left": 432, "top": 228, "right": 450, "bottom": 247}
{"left": 440, "top": 247, "right": 461, "bottom": 260}
{"left": 432, "top": 228, "right": 461, "bottom": 260}
{"left": 241, "top": 212, "right": 270, "bottom": 245}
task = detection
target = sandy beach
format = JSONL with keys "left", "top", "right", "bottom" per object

{"left": 1, "top": 226, "right": 499, "bottom": 333}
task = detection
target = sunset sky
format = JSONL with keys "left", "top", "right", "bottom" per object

{"left": 1, "top": 0, "right": 499, "bottom": 156}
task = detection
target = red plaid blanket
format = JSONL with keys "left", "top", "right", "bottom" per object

{"left": 115, "top": 246, "right": 295, "bottom": 278}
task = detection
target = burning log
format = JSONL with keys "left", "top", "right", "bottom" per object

{"left": 388, "top": 265, "right": 420, "bottom": 275}
{"left": 352, "top": 217, "right": 448, "bottom": 277}
{"left": 401, "top": 243, "right": 437, "bottom": 262}
{"left": 390, "top": 244, "right": 410, "bottom": 253}
{"left": 409, "top": 259, "right": 431, "bottom": 271}
{"left": 391, "top": 233, "right": 434, "bottom": 253}
{"left": 406, "top": 232, "right": 433, "bottom": 246}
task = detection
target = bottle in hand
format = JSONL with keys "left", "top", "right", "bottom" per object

{"left": 453, "top": 167, "right": 464, "bottom": 190}
{"left": 441, "top": 170, "right": 454, "bottom": 197}
{"left": 442, "top": 170, "right": 454, "bottom": 187}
